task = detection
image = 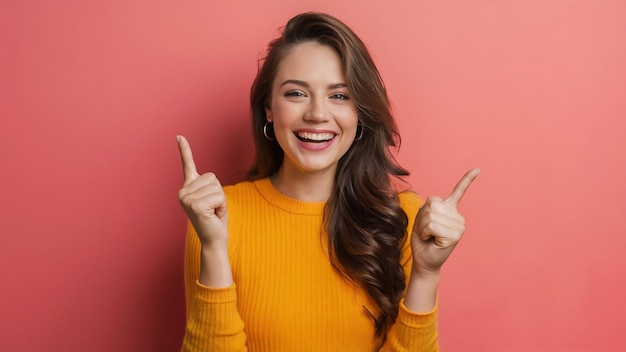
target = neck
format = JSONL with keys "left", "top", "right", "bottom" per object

{"left": 271, "top": 165, "right": 335, "bottom": 202}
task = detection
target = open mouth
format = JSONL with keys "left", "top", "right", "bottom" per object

{"left": 295, "top": 132, "right": 336, "bottom": 143}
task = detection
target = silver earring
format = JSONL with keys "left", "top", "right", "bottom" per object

{"left": 354, "top": 124, "right": 363, "bottom": 141}
{"left": 263, "top": 121, "right": 275, "bottom": 141}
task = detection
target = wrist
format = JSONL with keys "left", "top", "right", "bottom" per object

{"left": 200, "top": 238, "right": 229, "bottom": 253}
{"left": 411, "top": 263, "right": 441, "bottom": 281}
{"left": 404, "top": 267, "right": 440, "bottom": 313}
{"left": 410, "top": 267, "right": 440, "bottom": 290}
{"left": 198, "top": 244, "right": 232, "bottom": 288}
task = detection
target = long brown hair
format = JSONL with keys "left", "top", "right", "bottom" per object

{"left": 247, "top": 12, "right": 409, "bottom": 340}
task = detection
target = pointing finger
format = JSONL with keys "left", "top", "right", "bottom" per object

{"left": 445, "top": 167, "right": 480, "bottom": 208}
{"left": 177, "top": 135, "right": 199, "bottom": 185}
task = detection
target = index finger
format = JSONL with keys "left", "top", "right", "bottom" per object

{"left": 445, "top": 167, "right": 480, "bottom": 208}
{"left": 177, "top": 135, "right": 198, "bottom": 185}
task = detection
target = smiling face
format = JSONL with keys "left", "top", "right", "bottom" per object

{"left": 265, "top": 41, "right": 359, "bottom": 179}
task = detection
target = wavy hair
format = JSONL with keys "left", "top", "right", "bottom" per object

{"left": 247, "top": 12, "right": 409, "bottom": 341}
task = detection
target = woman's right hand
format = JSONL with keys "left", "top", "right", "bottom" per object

{"left": 177, "top": 135, "right": 229, "bottom": 249}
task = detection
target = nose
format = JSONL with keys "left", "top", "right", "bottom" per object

{"left": 304, "top": 96, "right": 329, "bottom": 122}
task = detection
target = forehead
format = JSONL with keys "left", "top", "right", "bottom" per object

{"left": 274, "top": 41, "right": 345, "bottom": 83}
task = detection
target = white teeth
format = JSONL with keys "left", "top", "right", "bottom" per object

{"left": 296, "top": 132, "right": 335, "bottom": 141}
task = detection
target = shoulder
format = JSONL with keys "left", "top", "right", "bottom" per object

{"left": 397, "top": 191, "right": 423, "bottom": 266}
{"left": 398, "top": 190, "right": 423, "bottom": 218}
{"left": 221, "top": 180, "right": 259, "bottom": 258}
{"left": 223, "top": 180, "right": 256, "bottom": 197}
{"left": 223, "top": 180, "right": 257, "bottom": 211}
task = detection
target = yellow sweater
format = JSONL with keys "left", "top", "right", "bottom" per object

{"left": 182, "top": 178, "right": 438, "bottom": 351}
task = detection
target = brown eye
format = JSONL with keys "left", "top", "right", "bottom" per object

{"left": 285, "top": 91, "right": 306, "bottom": 97}
{"left": 330, "top": 93, "right": 349, "bottom": 100}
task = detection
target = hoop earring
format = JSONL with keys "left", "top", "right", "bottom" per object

{"left": 263, "top": 121, "right": 275, "bottom": 141}
{"left": 354, "top": 124, "right": 363, "bottom": 141}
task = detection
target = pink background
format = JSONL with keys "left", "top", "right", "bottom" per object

{"left": 1, "top": 1, "right": 625, "bottom": 350}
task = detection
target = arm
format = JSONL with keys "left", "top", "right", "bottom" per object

{"left": 182, "top": 223, "right": 247, "bottom": 352}
{"left": 381, "top": 193, "right": 439, "bottom": 352}
{"left": 383, "top": 168, "right": 479, "bottom": 351}
{"left": 382, "top": 272, "right": 439, "bottom": 352}
{"left": 177, "top": 136, "right": 247, "bottom": 351}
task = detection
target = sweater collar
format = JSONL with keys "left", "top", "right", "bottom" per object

{"left": 254, "top": 178, "right": 326, "bottom": 215}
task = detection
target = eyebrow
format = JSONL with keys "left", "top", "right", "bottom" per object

{"left": 280, "top": 79, "right": 348, "bottom": 90}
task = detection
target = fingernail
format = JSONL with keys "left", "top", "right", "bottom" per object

{"left": 176, "top": 135, "right": 181, "bottom": 142}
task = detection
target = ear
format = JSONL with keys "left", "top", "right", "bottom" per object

{"left": 265, "top": 106, "right": 272, "bottom": 122}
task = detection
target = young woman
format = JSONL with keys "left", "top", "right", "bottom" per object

{"left": 177, "top": 12, "right": 479, "bottom": 351}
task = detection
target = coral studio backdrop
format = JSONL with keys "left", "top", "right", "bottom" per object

{"left": 1, "top": 1, "right": 624, "bottom": 350}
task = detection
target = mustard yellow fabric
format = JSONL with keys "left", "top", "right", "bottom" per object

{"left": 182, "top": 178, "right": 438, "bottom": 351}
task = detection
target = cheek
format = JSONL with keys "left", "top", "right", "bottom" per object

{"left": 337, "top": 109, "right": 359, "bottom": 131}
{"left": 271, "top": 101, "right": 297, "bottom": 124}
{"left": 270, "top": 105, "right": 296, "bottom": 140}
{"left": 272, "top": 110, "right": 292, "bottom": 132}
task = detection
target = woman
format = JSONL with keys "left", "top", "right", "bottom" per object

{"left": 177, "top": 12, "right": 478, "bottom": 351}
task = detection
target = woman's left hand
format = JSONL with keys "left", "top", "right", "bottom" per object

{"left": 411, "top": 168, "right": 480, "bottom": 276}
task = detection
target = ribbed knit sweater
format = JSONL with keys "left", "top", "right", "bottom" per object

{"left": 182, "top": 178, "right": 438, "bottom": 351}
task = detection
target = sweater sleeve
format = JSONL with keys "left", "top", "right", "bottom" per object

{"left": 181, "top": 282, "right": 247, "bottom": 351}
{"left": 381, "top": 191, "right": 439, "bottom": 351}
{"left": 381, "top": 300, "right": 439, "bottom": 351}
{"left": 181, "top": 192, "right": 248, "bottom": 351}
